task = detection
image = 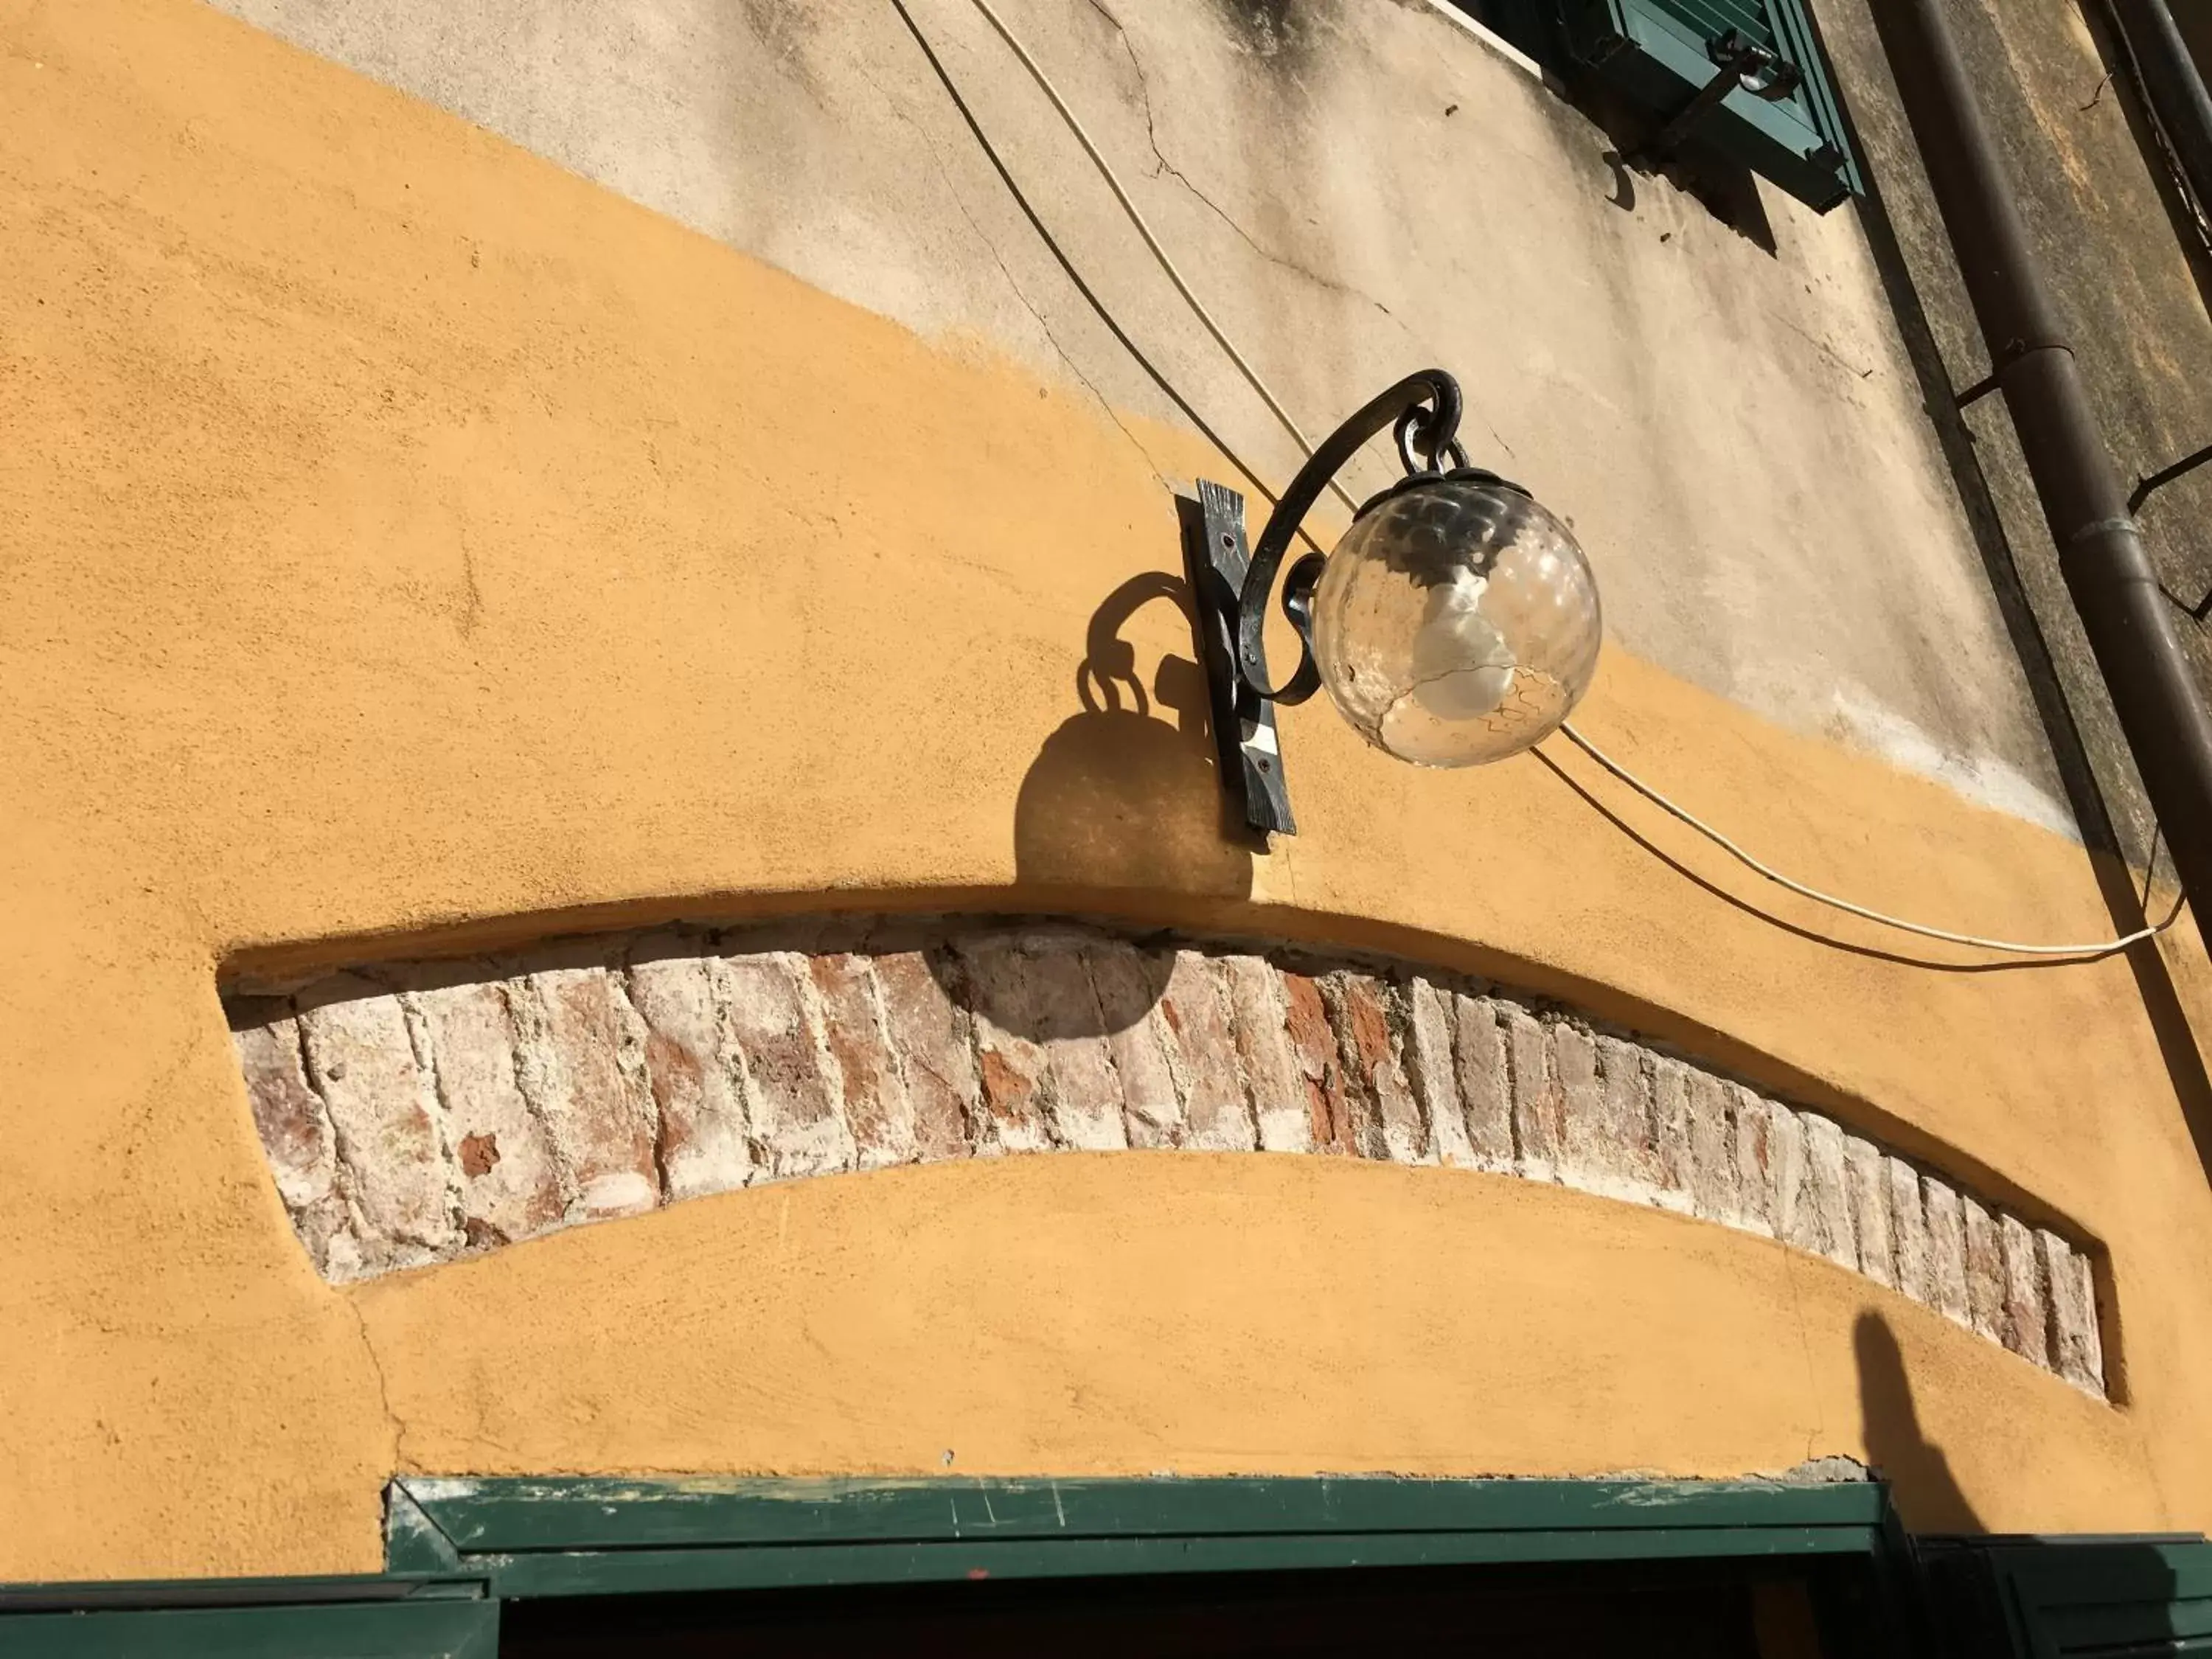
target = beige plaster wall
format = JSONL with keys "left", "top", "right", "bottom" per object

{"left": 199, "top": 0, "right": 2077, "bottom": 832}
{"left": 4, "top": 0, "right": 2212, "bottom": 1583}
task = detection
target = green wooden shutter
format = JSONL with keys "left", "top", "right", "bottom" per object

{"left": 0, "top": 1598, "right": 496, "bottom": 1658}
{"left": 1558, "top": 0, "right": 1863, "bottom": 210}
{"left": 1923, "top": 1536, "right": 2212, "bottom": 1657}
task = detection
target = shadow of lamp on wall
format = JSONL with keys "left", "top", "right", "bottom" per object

{"left": 1011, "top": 570, "right": 1256, "bottom": 903}
{"left": 1184, "top": 369, "right": 1605, "bottom": 835}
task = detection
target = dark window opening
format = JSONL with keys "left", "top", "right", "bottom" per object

{"left": 497, "top": 1557, "right": 1859, "bottom": 1658}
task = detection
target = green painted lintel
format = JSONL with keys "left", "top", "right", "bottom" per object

{"left": 391, "top": 1475, "right": 1891, "bottom": 1599}
{"left": 476, "top": 1520, "right": 1886, "bottom": 1601}
{"left": 0, "top": 1598, "right": 497, "bottom": 1659}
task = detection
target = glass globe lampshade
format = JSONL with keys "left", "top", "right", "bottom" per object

{"left": 1308, "top": 476, "right": 1602, "bottom": 767}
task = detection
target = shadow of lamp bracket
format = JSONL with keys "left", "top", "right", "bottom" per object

{"left": 1183, "top": 369, "right": 1604, "bottom": 837}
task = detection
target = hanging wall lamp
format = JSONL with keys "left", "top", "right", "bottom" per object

{"left": 1184, "top": 369, "right": 1604, "bottom": 835}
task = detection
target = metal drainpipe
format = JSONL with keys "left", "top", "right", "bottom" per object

{"left": 2109, "top": 0, "right": 2212, "bottom": 220}
{"left": 1871, "top": 0, "right": 2212, "bottom": 922}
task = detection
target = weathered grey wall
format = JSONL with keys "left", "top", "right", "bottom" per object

{"left": 209, "top": 0, "right": 2080, "bottom": 832}
{"left": 1820, "top": 0, "right": 2212, "bottom": 872}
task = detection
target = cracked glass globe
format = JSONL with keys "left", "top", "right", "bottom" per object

{"left": 1309, "top": 476, "right": 1601, "bottom": 767}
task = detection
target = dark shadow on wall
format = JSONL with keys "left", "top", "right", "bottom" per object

{"left": 1011, "top": 568, "right": 1257, "bottom": 903}
{"left": 919, "top": 568, "right": 1257, "bottom": 1039}
{"left": 2075, "top": 0, "right": 2212, "bottom": 329}
{"left": 1441, "top": 0, "right": 1778, "bottom": 250}
{"left": 1864, "top": 1317, "right": 2195, "bottom": 1652}
{"left": 1806, "top": 0, "right": 2212, "bottom": 1194}
{"left": 1854, "top": 1311, "right": 1980, "bottom": 1535}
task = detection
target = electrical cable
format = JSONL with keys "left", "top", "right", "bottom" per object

{"left": 954, "top": 0, "right": 2183, "bottom": 959}
{"left": 964, "top": 0, "right": 1360, "bottom": 518}
{"left": 1556, "top": 723, "right": 2180, "bottom": 956}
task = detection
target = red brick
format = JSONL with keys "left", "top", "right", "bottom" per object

{"left": 810, "top": 953, "right": 916, "bottom": 1170}
{"left": 1844, "top": 1135, "right": 1893, "bottom": 1288}
{"left": 954, "top": 937, "right": 1084, "bottom": 1154}
{"left": 1281, "top": 971, "right": 1352, "bottom": 1155}
{"left": 1769, "top": 1101, "right": 1810, "bottom": 1248}
{"left": 1317, "top": 973, "right": 1402, "bottom": 1161}
{"left": 1502, "top": 1003, "right": 1561, "bottom": 1182}
{"left": 1404, "top": 978, "right": 1474, "bottom": 1167}
{"left": 1731, "top": 1085, "right": 1777, "bottom": 1237}
{"left": 1558, "top": 1029, "right": 1663, "bottom": 1203}
{"left": 1674, "top": 1063, "right": 1736, "bottom": 1223}
{"left": 1157, "top": 953, "right": 1253, "bottom": 1152}
{"left": 1222, "top": 954, "right": 1307, "bottom": 1153}
{"left": 507, "top": 964, "right": 661, "bottom": 1219}
{"left": 1961, "top": 1195, "right": 2004, "bottom": 1342}
{"left": 2039, "top": 1231, "right": 2104, "bottom": 1394}
{"left": 232, "top": 1015, "right": 353, "bottom": 1274}
{"left": 406, "top": 977, "right": 565, "bottom": 1246}
{"left": 1648, "top": 1057, "right": 1695, "bottom": 1214}
{"left": 869, "top": 948, "right": 977, "bottom": 1161}
{"left": 1085, "top": 940, "right": 1183, "bottom": 1150}
{"left": 1032, "top": 942, "right": 1129, "bottom": 1152}
{"left": 1998, "top": 1213, "right": 2050, "bottom": 1366}
{"left": 713, "top": 951, "right": 855, "bottom": 1178}
{"left": 296, "top": 976, "right": 459, "bottom": 1264}
{"left": 1794, "top": 1114, "right": 1858, "bottom": 1270}
{"left": 1887, "top": 1157, "right": 1931, "bottom": 1304}
{"left": 1451, "top": 995, "right": 1514, "bottom": 1171}
{"left": 1923, "top": 1178, "right": 1972, "bottom": 1325}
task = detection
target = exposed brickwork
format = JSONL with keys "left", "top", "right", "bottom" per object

{"left": 2039, "top": 1228, "right": 2104, "bottom": 1394}
{"left": 1222, "top": 953, "right": 1307, "bottom": 1155}
{"left": 1924, "top": 1178, "right": 1973, "bottom": 1326}
{"left": 1451, "top": 994, "right": 1515, "bottom": 1172}
{"left": 1655, "top": 1066, "right": 1699, "bottom": 1221}
{"left": 295, "top": 977, "right": 459, "bottom": 1271}
{"left": 1845, "top": 1136, "right": 1893, "bottom": 1290}
{"left": 1278, "top": 970, "right": 1342, "bottom": 1155}
{"left": 1797, "top": 1114, "right": 1859, "bottom": 1272}
{"left": 1887, "top": 1156, "right": 1930, "bottom": 1304}
{"left": 2000, "top": 1214, "right": 2051, "bottom": 1367}
{"left": 623, "top": 942, "right": 751, "bottom": 1203}
{"left": 1158, "top": 953, "right": 1255, "bottom": 1154}
{"left": 1403, "top": 978, "right": 1468, "bottom": 1168}
{"left": 869, "top": 948, "right": 977, "bottom": 1162}
{"left": 808, "top": 953, "right": 914, "bottom": 1171}
{"left": 406, "top": 976, "right": 563, "bottom": 1248}
{"left": 1085, "top": 939, "right": 1183, "bottom": 1151}
{"left": 232, "top": 1015, "right": 352, "bottom": 1273}
{"left": 1731, "top": 1085, "right": 1778, "bottom": 1238}
{"left": 1502, "top": 1002, "right": 1562, "bottom": 1185}
{"left": 1962, "top": 1195, "right": 2006, "bottom": 1344}
{"left": 507, "top": 964, "right": 661, "bottom": 1220}
{"left": 226, "top": 919, "right": 2110, "bottom": 1395}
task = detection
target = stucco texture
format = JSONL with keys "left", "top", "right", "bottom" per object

{"left": 201, "top": 0, "right": 2078, "bottom": 832}
{"left": 4, "top": 0, "right": 2212, "bottom": 1582}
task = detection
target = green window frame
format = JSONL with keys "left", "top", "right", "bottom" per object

{"left": 4, "top": 1476, "right": 2208, "bottom": 1655}
{"left": 1921, "top": 1534, "right": 2212, "bottom": 1656}
{"left": 1557, "top": 0, "right": 1865, "bottom": 210}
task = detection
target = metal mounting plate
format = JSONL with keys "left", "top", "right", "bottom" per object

{"left": 1182, "top": 481, "right": 1295, "bottom": 836}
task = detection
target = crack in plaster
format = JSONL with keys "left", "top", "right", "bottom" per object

{"left": 1079, "top": 0, "right": 1515, "bottom": 460}
{"left": 860, "top": 51, "right": 1175, "bottom": 490}
{"left": 344, "top": 1291, "right": 409, "bottom": 1472}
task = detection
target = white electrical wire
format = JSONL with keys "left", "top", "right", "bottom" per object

{"left": 958, "top": 0, "right": 2182, "bottom": 960}
{"left": 964, "top": 0, "right": 1360, "bottom": 518}
{"left": 1557, "top": 723, "right": 2177, "bottom": 956}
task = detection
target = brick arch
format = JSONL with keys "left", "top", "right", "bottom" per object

{"left": 227, "top": 917, "right": 2106, "bottom": 1395}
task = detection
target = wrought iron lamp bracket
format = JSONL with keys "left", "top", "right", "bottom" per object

{"left": 1183, "top": 368, "right": 1526, "bottom": 837}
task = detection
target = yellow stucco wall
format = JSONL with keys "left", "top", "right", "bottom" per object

{"left": 6, "top": 0, "right": 2212, "bottom": 1582}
